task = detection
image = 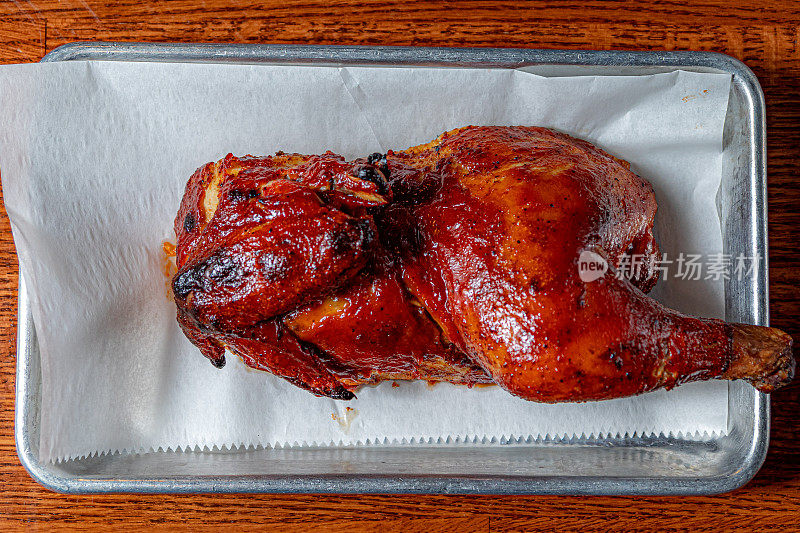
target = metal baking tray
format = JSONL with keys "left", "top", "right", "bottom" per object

{"left": 15, "top": 42, "right": 769, "bottom": 495}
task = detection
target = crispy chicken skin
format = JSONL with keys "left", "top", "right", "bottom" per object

{"left": 172, "top": 126, "right": 794, "bottom": 401}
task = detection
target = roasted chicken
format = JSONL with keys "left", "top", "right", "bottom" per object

{"left": 172, "top": 126, "right": 794, "bottom": 402}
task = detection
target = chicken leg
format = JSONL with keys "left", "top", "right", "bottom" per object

{"left": 386, "top": 126, "right": 792, "bottom": 401}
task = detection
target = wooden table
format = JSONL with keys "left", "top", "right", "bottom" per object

{"left": 0, "top": 1, "right": 798, "bottom": 530}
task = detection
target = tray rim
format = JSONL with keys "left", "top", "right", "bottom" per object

{"left": 14, "top": 41, "right": 770, "bottom": 495}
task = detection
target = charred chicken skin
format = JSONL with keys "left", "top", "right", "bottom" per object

{"left": 172, "top": 126, "right": 794, "bottom": 402}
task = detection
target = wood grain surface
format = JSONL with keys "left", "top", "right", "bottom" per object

{"left": 0, "top": 1, "right": 798, "bottom": 531}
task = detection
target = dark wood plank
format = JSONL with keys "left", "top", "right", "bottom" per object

{"left": 0, "top": 1, "right": 798, "bottom": 530}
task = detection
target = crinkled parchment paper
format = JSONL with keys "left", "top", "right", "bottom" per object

{"left": 0, "top": 61, "right": 731, "bottom": 462}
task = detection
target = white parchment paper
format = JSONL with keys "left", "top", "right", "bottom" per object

{"left": 0, "top": 61, "right": 732, "bottom": 462}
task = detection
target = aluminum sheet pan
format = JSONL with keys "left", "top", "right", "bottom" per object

{"left": 14, "top": 42, "right": 769, "bottom": 495}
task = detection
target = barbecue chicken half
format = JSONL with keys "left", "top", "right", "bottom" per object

{"left": 171, "top": 126, "right": 794, "bottom": 402}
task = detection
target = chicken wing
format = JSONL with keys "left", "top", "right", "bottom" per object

{"left": 172, "top": 151, "right": 491, "bottom": 399}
